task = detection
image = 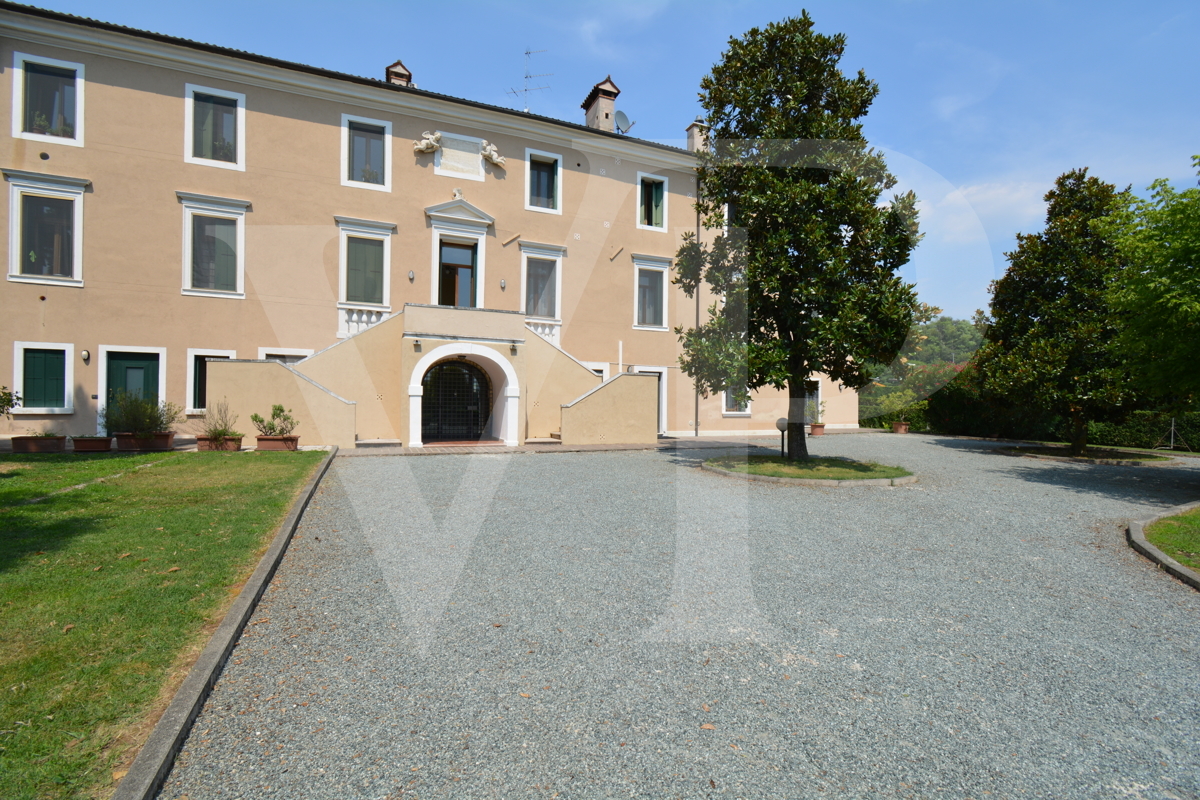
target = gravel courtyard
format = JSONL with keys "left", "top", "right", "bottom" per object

{"left": 160, "top": 435, "right": 1200, "bottom": 799}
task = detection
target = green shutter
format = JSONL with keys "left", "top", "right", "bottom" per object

{"left": 23, "top": 348, "right": 65, "bottom": 408}
{"left": 213, "top": 219, "right": 237, "bottom": 292}
{"left": 652, "top": 181, "right": 664, "bottom": 227}
{"left": 346, "top": 237, "right": 384, "bottom": 304}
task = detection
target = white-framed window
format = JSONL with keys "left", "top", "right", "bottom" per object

{"left": 5, "top": 169, "right": 88, "bottom": 288}
{"left": 185, "top": 348, "right": 236, "bottom": 414}
{"left": 341, "top": 113, "right": 392, "bottom": 192}
{"left": 525, "top": 148, "right": 562, "bottom": 214}
{"left": 336, "top": 216, "right": 394, "bottom": 307}
{"left": 184, "top": 84, "right": 245, "bottom": 171}
{"left": 637, "top": 172, "right": 668, "bottom": 231}
{"left": 519, "top": 241, "right": 564, "bottom": 320}
{"left": 177, "top": 191, "right": 249, "bottom": 299}
{"left": 722, "top": 388, "right": 750, "bottom": 417}
{"left": 257, "top": 348, "right": 314, "bottom": 364}
{"left": 434, "top": 132, "right": 484, "bottom": 182}
{"left": 11, "top": 52, "right": 84, "bottom": 147}
{"left": 632, "top": 254, "right": 670, "bottom": 330}
{"left": 12, "top": 341, "right": 74, "bottom": 414}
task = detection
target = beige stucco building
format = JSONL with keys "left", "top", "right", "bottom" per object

{"left": 0, "top": 4, "right": 858, "bottom": 448}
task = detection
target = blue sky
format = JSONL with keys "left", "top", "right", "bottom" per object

{"left": 34, "top": 0, "right": 1199, "bottom": 319}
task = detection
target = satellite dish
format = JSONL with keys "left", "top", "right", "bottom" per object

{"left": 614, "top": 109, "right": 635, "bottom": 134}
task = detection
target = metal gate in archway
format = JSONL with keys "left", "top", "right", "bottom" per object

{"left": 421, "top": 359, "right": 493, "bottom": 442}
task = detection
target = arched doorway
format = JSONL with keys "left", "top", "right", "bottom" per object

{"left": 421, "top": 359, "right": 493, "bottom": 442}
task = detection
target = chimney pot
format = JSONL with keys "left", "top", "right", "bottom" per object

{"left": 386, "top": 59, "right": 413, "bottom": 87}
{"left": 582, "top": 76, "right": 620, "bottom": 132}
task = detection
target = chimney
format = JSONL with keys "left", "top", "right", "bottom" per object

{"left": 686, "top": 116, "right": 707, "bottom": 152}
{"left": 581, "top": 76, "right": 620, "bottom": 132}
{"left": 385, "top": 59, "right": 413, "bottom": 87}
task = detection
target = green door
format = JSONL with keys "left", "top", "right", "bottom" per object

{"left": 106, "top": 352, "right": 159, "bottom": 405}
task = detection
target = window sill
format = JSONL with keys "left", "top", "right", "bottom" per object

{"left": 15, "top": 130, "right": 83, "bottom": 148}
{"left": 184, "top": 155, "right": 245, "bottom": 172}
{"left": 12, "top": 407, "right": 73, "bottom": 415}
{"left": 632, "top": 324, "right": 668, "bottom": 332}
{"left": 338, "top": 301, "right": 391, "bottom": 312}
{"left": 341, "top": 178, "right": 391, "bottom": 193}
{"left": 636, "top": 223, "right": 667, "bottom": 232}
{"left": 433, "top": 168, "right": 484, "bottom": 182}
{"left": 524, "top": 203, "right": 561, "bottom": 215}
{"left": 8, "top": 274, "right": 83, "bottom": 288}
{"left": 722, "top": 412, "right": 752, "bottom": 418}
{"left": 182, "top": 288, "right": 245, "bottom": 299}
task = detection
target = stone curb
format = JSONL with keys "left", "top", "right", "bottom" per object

{"left": 700, "top": 462, "right": 916, "bottom": 488}
{"left": 1126, "top": 500, "right": 1200, "bottom": 593}
{"left": 111, "top": 446, "right": 339, "bottom": 800}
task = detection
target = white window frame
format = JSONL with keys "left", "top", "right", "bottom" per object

{"left": 524, "top": 148, "right": 562, "bottom": 214}
{"left": 12, "top": 340, "right": 74, "bottom": 414}
{"left": 636, "top": 171, "right": 668, "bottom": 232}
{"left": 96, "top": 344, "right": 167, "bottom": 434}
{"left": 722, "top": 388, "right": 751, "bottom": 417}
{"left": 11, "top": 52, "right": 85, "bottom": 148}
{"left": 434, "top": 131, "right": 485, "bottom": 182}
{"left": 340, "top": 113, "right": 392, "bottom": 192}
{"left": 257, "top": 347, "right": 314, "bottom": 363}
{"left": 185, "top": 348, "right": 236, "bottom": 414}
{"left": 336, "top": 216, "right": 394, "bottom": 311}
{"left": 519, "top": 240, "right": 565, "bottom": 321}
{"left": 5, "top": 170, "right": 88, "bottom": 288}
{"left": 178, "top": 191, "right": 249, "bottom": 299}
{"left": 631, "top": 365, "right": 669, "bottom": 435}
{"left": 632, "top": 254, "right": 670, "bottom": 331}
{"left": 183, "top": 83, "right": 246, "bottom": 171}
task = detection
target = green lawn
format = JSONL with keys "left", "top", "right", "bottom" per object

{"left": 1146, "top": 507, "right": 1200, "bottom": 572}
{"left": 1007, "top": 446, "right": 1172, "bottom": 462}
{"left": 0, "top": 450, "right": 324, "bottom": 800}
{"left": 707, "top": 454, "right": 911, "bottom": 481}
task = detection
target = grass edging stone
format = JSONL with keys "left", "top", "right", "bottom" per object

{"left": 998, "top": 446, "right": 1174, "bottom": 466}
{"left": 1126, "top": 500, "right": 1200, "bottom": 593}
{"left": 701, "top": 461, "right": 916, "bottom": 488}
{"left": 110, "top": 446, "right": 338, "bottom": 800}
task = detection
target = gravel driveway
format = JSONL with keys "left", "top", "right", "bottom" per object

{"left": 160, "top": 435, "right": 1200, "bottom": 799}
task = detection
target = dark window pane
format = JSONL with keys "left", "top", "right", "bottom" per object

{"left": 193, "top": 93, "right": 238, "bottom": 162}
{"left": 526, "top": 258, "right": 556, "bottom": 318}
{"left": 438, "top": 243, "right": 476, "bottom": 307}
{"left": 346, "top": 237, "right": 385, "bottom": 304}
{"left": 24, "top": 63, "right": 76, "bottom": 138}
{"left": 530, "top": 159, "right": 556, "bottom": 209}
{"left": 724, "top": 389, "right": 748, "bottom": 414}
{"left": 21, "top": 195, "right": 73, "bottom": 277}
{"left": 348, "top": 121, "right": 385, "bottom": 184}
{"left": 23, "top": 348, "right": 65, "bottom": 408}
{"left": 637, "top": 268, "right": 663, "bottom": 327}
{"left": 192, "top": 215, "right": 238, "bottom": 292}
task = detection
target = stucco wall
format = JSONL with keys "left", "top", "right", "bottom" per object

{"left": 559, "top": 372, "right": 657, "bottom": 445}
{"left": 523, "top": 331, "right": 600, "bottom": 439}
{"left": 205, "top": 359, "right": 356, "bottom": 447}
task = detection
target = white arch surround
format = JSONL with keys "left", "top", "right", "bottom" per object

{"left": 408, "top": 342, "right": 520, "bottom": 446}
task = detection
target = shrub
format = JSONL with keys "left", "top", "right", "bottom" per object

{"left": 250, "top": 405, "right": 298, "bottom": 436}
{"left": 1, "top": 385, "right": 20, "bottom": 418}
{"left": 198, "top": 399, "right": 243, "bottom": 445}
{"left": 102, "top": 391, "right": 184, "bottom": 437}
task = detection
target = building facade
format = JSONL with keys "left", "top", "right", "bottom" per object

{"left": 0, "top": 3, "right": 858, "bottom": 447}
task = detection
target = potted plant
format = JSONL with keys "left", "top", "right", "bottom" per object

{"left": 71, "top": 434, "right": 113, "bottom": 453}
{"left": 11, "top": 429, "right": 67, "bottom": 453}
{"left": 877, "top": 390, "right": 918, "bottom": 434}
{"left": 808, "top": 400, "right": 827, "bottom": 436}
{"left": 103, "top": 390, "right": 184, "bottom": 451}
{"left": 251, "top": 404, "right": 299, "bottom": 451}
{"left": 195, "top": 399, "right": 244, "bottom": 451}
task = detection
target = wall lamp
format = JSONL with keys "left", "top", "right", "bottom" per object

{"left": 500, "top": 278, "right": 506, "bottom": 291}
{"left": 408, "top": 270, "right": 415, "bottom": 282}
{"left": 510, "top": 343, "right": 518, "bottom": 356}
{"left": 413, "top": 339, "right": 422, "bottom": 352}
{"left": 80, "top": 349, "right": 90, "bottom": 362}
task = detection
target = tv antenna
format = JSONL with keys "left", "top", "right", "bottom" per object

{"left": 614, "top": 109, "right": 636, "bottom": 134}
{"left": 507, "top": 48, "right": 551, "bottom": 113}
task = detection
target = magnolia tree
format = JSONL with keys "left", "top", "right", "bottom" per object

{"left": 675, "top": 13, "right": 921, "bottom": 459}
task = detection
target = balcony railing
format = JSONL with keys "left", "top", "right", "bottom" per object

{"left": 338, "top": 304, "right": 390, "bottom": 338}
{"left": 526, "top": 317, "right": 562, "bottom": 347}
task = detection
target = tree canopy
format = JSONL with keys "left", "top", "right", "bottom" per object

{"left": 1099, "top": 157, "right": 1200, "bottom": 410}
{"left": 675, "top": 12, "right": 921, "bottom": 459}
{"left": 975, "top": 168, "right": 1134, "bottom": 455}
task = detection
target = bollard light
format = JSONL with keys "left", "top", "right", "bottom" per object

{"left": 775, "top": 417, "right": 788, "bottom": 458}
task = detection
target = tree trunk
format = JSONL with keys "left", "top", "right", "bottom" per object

{"left": 1069, "top": 412, "right": 1088, "bottom": 457}
{"left": 786, "top": 380, "right": 810, "bottom": 460}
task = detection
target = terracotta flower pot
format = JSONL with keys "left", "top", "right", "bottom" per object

{"left": 114, "top": 432, "right": 176, "bottom": 451}
{"left": 197, "top": 435, "right": 243, "bottom": 451}
{"left": 71, "top": 437, "right": 113, "bottom": 452}
{"left": 891, "top": 421, "right": 910, "bottom": 434}
{"left": 808, "top": 423, "right": 826, "bottom": 436}
{"left": 11, "top": 435, "right": 66, "bottom": 453}
{"left": 255, "top": 435, "right": 299, "bottom": 451}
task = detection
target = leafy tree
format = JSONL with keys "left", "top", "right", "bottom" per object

{"left": 675, "top": 13, "right": 921, "bottom": 459}
{"left": 1099, "top": 157, "right": 1200, "bottom": 410}
{"left": 975, "top": 168, "right": 1133, "bottom": 455}
{"left": 913, "top": 316, "right": 984, "bottom": 365}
